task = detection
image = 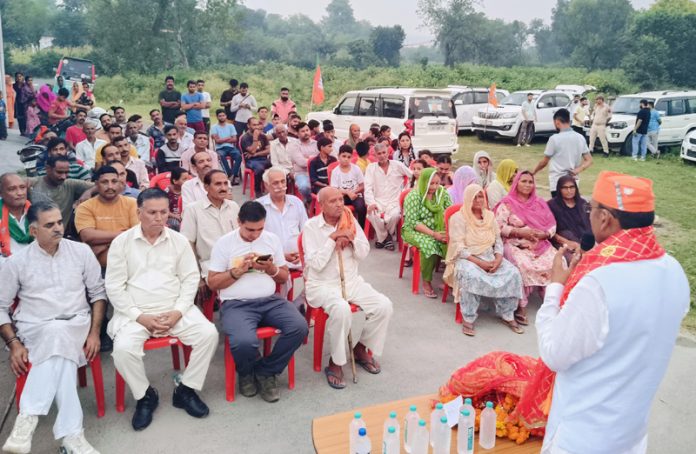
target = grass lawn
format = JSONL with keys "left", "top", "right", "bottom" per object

{"left": 453, "top": 133, "right": 696, "bottom": 332}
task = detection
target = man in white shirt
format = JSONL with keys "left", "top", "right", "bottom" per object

{"left": 181, "top": 151, "right": 214, "bottom": 208}
{"left": 175, "top": 112, "right": 195, "bottom": 151}
{"left": 196, "top": 79, "right": 212, "bottom": 132}
{"left": 115, "top": 136, "right": 149, "bottom": 190}
{"left": 302, "top": 187, "right": 393, "bottom": 389}
{"left": 571, "top": 97, "right": 588, "bottom": 136}
{"left": 75, "top": 120, "right": 106, "bottom": 170}
{"left": 536, "top": 171, "right": 689, "bottom": 454}
{"left": 287, "top": 122, "right": 318, "bottom": 201}
{"left": 364, "top": 145, "right": 411, "bottom": 251}
{"left": 269, "top": 125, "right": 294, "bottom": 175}
{"left": 179, "top": 131, "right": 220, "bottom": 177}
{"left": 518, "top": 92, "right": 537, "bottom": 147}
{"left": 180, "top": 170, "right": 239, "bottom": 280}
{"left": 106, "top": 188, "right": 218, "bottom": 431}
{"left": 0, "top": 173, "right": 33, "bottom": 266}
{"left": 126, "top": 121, "right": 151, "bottom": 163}
{"left": 207, "top": 201, "right": 308, "bottom": 403}
{"left": 1, "top": 201, "right": 105, "bottom": 454}
{"left": 533, "top": 108, "right": 593, "bottom": 197}
{"left": 229, "top": 82, "right": 257, "bottom": 135}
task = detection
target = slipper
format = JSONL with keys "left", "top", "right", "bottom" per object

{"left": 324, "top": 367, "right": 346, "bottom": 389}
{"left": 384, "top": 240, "right": 395, "bottom": 251}
{"left": 355, "top": 357, "right": 381, "bottom": 375}
{"left": 514, "top": 313, "right": 529, "bottom": 326}
{"left": 462, "top": 322, "right": 476, "bottom": 337}
{"left": 424, "top": 289, "right": 438, "bottom": 299}
{"left": 502, "top": 319, "right": 524, "bottom": 334}
{"left": 403, "top": 259, "right": 413, "bottom": 268}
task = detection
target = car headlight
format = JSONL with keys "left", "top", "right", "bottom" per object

{"left": 609, "top": 121, "right": 628, "bottom": 129}
{"left": 501, "top": 113, "right": 518, "bottom": 119}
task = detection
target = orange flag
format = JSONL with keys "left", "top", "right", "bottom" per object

{"left": 488, "top": 83, "right": 498, "bottom": 107}
{"left": 312, "top": 64, "right": 325, "bottom": 105}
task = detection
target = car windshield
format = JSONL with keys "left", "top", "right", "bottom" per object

{"left": 409, "top": 96, "right": 455, "bottom": 119}
{"left": 501, "top": 92, "right": 534, "bottom": 106}
{"left": 60, "top": 58, "right": 94, "bottom": 82}
{"left": 612, "top": 97, "right": 655, "bottom": 115}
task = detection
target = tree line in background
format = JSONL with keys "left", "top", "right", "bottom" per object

{"left": 1, "top": 0, "right": 694, "bottom": 91}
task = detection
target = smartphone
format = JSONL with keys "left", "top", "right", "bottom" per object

{"left": 255, "top": 254, "right": 272, "bottom": 263}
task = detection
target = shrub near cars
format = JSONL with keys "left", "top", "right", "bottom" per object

{"left": 307, "top": 88, "right": 459, "bottom": 155}
{"left": 606, "top": 91, "right": 696, "bottom": 155}
{"left": 471, "top": 90, "right": 571, "bottom": 143}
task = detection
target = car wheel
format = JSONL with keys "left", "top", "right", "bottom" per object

{"left": 476, "top": 131, "right": 486, "bottom": 141}
{"left": 620, "top": 133, "right": 633, "bottom": 157}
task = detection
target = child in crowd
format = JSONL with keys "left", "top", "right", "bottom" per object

{"left": 309, "top": 137, "right": 337, "bottom": 194}
{"left": 330, "top": 145, "right": 367, "bottom": 227}
{"left": 0, "top": 91, "right": 6, "bottom": 140}
{"left": 410, "top": 158, "right": 429, "bottom": 188}
{"left": 166, "top": 167, "right": 190, "bottom": 231}
{"left": 25, "top": 98, "right": 42, "bottom": 137}
{"left": 354, "top": 141, "right": 371, "bottom": 173}
{"left": 418, "top": 149, "right": 436, "bottom": 167}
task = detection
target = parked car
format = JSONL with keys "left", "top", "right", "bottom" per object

{"left": 445, "top": 85, "right": 509, "bottom": 133}
{"left": 680, "top": 129, "right": 696, "bottom": 163}
{"left": 307, "top": 88, "right": 459, "bottom": 155}
{"left": 555, "top": 84, "right": 597, "bottom": 97}
{"left": 471, "top": 90, "right": 571, "bottom": 143}
{"left": 605, "top": 91, "right": 696, "bottom": 155}
{"left": 55, "top": 56, "right": 96, "bottom": 89}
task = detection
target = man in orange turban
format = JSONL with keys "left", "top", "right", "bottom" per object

{"left": 528, "top": 171, "right": 689, "bottom": 453}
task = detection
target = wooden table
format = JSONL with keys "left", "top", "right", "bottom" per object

{"left": 312, "top": 394, "right": 543, "bottom": 453}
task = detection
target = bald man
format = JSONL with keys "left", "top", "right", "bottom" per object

{"left": 0, "top": 173, "right": 32, "bottom": 266}
{"left": 302, "top": 187, "right": 393, "bottom": 389}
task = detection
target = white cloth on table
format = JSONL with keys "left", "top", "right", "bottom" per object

{"left": 0, "top": 240, "right": 105, "bottom": 367}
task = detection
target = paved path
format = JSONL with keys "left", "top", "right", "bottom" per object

{"left": 0, "top": 126, "right": 27, "bottom": 175}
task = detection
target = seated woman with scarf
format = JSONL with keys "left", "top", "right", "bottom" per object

{"left": 402, "top": 168, "right": 452, "bottom": 299}
{"left": 486, "top": 159, "right": 517, "bottom": 209}
{"left": 547, "top": 174, "right": 591, "bottom": 252}
{"left": 495, "top": 171, "right": 556, "bottom": 325}
{"left": 444, "top": 184, "right": 524, "bottom": 336}
{"left": 447, "top": 166, "right": 477, "bottom": 206}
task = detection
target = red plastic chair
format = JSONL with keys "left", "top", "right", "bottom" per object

{"left": 397, "top": 189, "right": 422, "bottom": 294}
{"left": 396, "top": 189, "right": 411, "bottom": 251}
{"left": 201, "top": 290, "right": 217, "bottom": 322}
{"left": 298, "top": 232, "right": 362, "bottom": 372}
{"left": 149, "top": 171, "right": 171, "bottom": 190}
{"left": 115, "top": 337, "right": 191, "bottom": 412}
{"left": 223, "top": 329, "right": 295, "bottom": 402}
{"left": 16, "top": 356, "right": 106, "bottom": 418}
{"left": 241, "top": 156, "right": 256, "bottom": 199}
{"left": 441, "top": 204, "right": 461, "bottom": 304}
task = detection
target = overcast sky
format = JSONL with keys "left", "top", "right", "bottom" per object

{"left": 249, "top": 0, "right": 656, "bottom": 44}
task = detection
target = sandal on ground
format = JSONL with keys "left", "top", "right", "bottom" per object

{"left": 502, "top": 319, "right": 524, "bottom": 334}
{"left": 375, "top": 241, "right": 385, "bottom": 249}
{"left": 514, "top": 312, "right": 529, "bottom": 326}
{"left": 324, "top": 367, "right": 346, "bottom": 389}
{"left": 403, "top": 259, "right": 413, "bottom": 268}
{"left": 462, "top": 322, "right": 476, "bottom": 337}
{"left": 384, "top": 240, "right": 395, "bottom": 251}
{"left": 355, "top": 357, "right": 381, "bottom": 375}
{"left": 424, "top": 289, "right": 438, "bottom": 299}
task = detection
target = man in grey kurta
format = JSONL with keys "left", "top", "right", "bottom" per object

{"left": 0, "top": 201, "right": 106, "bottom": 454}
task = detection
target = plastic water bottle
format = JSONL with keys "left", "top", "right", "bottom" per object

{"left": 411, "top": 419, "right": 429, "bottom": 454}
{"left": 383, "top": 411, "right": 400, "bottom": 443}
{"left": 457, "top": 409, "right": 475, "bottom": 454}
{"left": 403, "top": 405, "right": 420, "bottom": 453}
{"left": 460, "top": 397, "right": 475, "bottom": 419}
{"left": 430, "top": 402, "right": 445, "bottom": 446}
{"left": 354, "top": 427, "right": 371, "bottom": 454}
{"left": 479, "top": 401, "right": 496, "bottom": 450}
{"left": 349, "top": 412, "right": 367, "bottom": 453}
{"left": 432, "top": 415, "right": 451, "bottom": 454}
{"left": 382, "top": 426, "right": 399, "bottom": 454}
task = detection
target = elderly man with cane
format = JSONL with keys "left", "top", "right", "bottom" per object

{"left": 303, "top": 187, "right": 393, "bottom": 389}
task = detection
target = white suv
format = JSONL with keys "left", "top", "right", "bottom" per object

{"left": 445, "top": 85, "right": 509, "bottom": 133}
{"left": 680, "top": 129, "right": 696, "bottom": 163}
{"left": 471, "top": 90, "right": 571, "bottom": 143}
{"left": 307, "top": 88, "right": 459, "bottom": 155}
{"left": 605, "top": 91, "right": 696, "bottom": 155}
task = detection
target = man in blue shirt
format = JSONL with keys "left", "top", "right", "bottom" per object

{"left": 181, "top": 80, "right": 205, "bottom": 134}
{"left": 211, "top": 109, "right": 242, "bottom": 185}
{"left": 646, "top": 101, "right": 662, "bottom": 158}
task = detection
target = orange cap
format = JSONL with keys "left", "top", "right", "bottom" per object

{"left": 592, "top": 171, "right": 655, "bottom": 212}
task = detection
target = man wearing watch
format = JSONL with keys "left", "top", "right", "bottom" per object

{"left": 207, "top": 201, "right": 308, "bottom": 403}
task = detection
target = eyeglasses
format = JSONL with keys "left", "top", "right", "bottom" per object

{"left": 560, "top": 185, "right": 576, "bottom": 190}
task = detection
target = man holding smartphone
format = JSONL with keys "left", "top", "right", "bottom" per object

{"left": 207, "top": 201, "right": 308, "bottom": 403}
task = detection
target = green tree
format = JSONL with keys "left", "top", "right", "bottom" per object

{"left": 321, "top": 0, "right": 357, "bottom": 36}
{"left": 418, "top": 0, "right": 476, "bottom": 67}
{"left": 345, "top": 40, "right": 380, "bottom": 69}
{"left": 370, "top": 26, "right": 405, "bottom": 66}
{"left": 1, "top": 0, "right": 52, "bottom": 47}
{"left": 620, "top": 35, "right": 670, "bottom": 90}
{"left": 52, "top": 0, "right": 89, "bottom": 47}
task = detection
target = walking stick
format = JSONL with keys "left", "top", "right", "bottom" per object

{"left": 337, "top": 249, "right": 358, "bottom": 384}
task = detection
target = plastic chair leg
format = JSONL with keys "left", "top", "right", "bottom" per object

{"left": 171, "top": 345, "right": 181, "bottom": 370}
{"left": 90, "top": 355, "right": 106, "bottom": 418}
{"left": 455, "top": 303, "right": 463, "bottom": 324}
{"left": 398, "top": 244, "right": 408, "bottom": 278}
{"left": 78, "top": 366, "right": 87, "bottom": 388}
{"left": 313, "top": 309, "right": 329, "bottom": 372}
{"left": 263, "top": 338, "right": 272, "bottom": 357}
{"left": 15, "top": 363, "right": 31, "bottom": 410}
{"left": 442, "top": 285, "right": 450, "bottom": 303}
{"left": 288, "top": 355, "right": 295, "bottom": 390}
{"left": 411, "top": 248, "right": 421, "bottom": 295}
{"left": 224, "top": 336, "right": 236, "bottom": 402}
{"left": 115, "top": 372, "right": 126, "bottom": 413}
{"left": 182, "top": 345, "right": 192, "bottom": 367}
{"left": 303, "top": 305, "right": 313, "bottom": 345}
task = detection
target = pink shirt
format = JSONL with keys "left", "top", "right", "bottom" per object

{"left": 271, "top": 98, "right": 297, "bottom": 123}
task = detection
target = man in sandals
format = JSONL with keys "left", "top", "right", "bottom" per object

{"left": 303, "top": 187, "right": 394, "bottom": 389}
{"left": 364, "top": 144, "right": 411, "bottom": 251}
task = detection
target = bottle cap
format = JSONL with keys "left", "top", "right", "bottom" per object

{"left": 389, "top": 411, "right": 397, "bottom": 418}
{"left": 354, "top": 412, "right": 362, "bottom": 419}
{"left": 440, "top": 416, "right": 448, "bottom": 424}
{"left": 409, "top": 405, "right": 417, "bottom": 411}
{"left": 359, "top": 428, "right": 367, "bottom": 436}
{"left": 465, "top": 398, "right": 472, "bottom": 405}
{"left": 418, "top": 419, "right": 426, "bottom": 427}
{"left": 435, "top": 403, "right": 443, "bottom": 410}
{"left": 486, "top": 401, "right": 493, "bottom": 408}
{"left": 462, "top": 410, "right": 470, "bottom": 417}
{"left": 388, "top": 426, "right": 395, "bottom": 434}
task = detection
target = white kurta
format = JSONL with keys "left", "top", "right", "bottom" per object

{"left": 364, "top": 160, "right": 411, "bottom": 242}
{"left": 0, "top": 240, "right": 106, "bottom": 367}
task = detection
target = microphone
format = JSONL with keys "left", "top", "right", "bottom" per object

{"left": 580, "top": 233, "right": 596, "bottom": 252}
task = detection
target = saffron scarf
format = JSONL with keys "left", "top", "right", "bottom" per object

{"left": 0, "top": 200, "right": 33, "bottom": 256}
{"left": 514, "top": 226, "right": 666, "bottom": 428}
